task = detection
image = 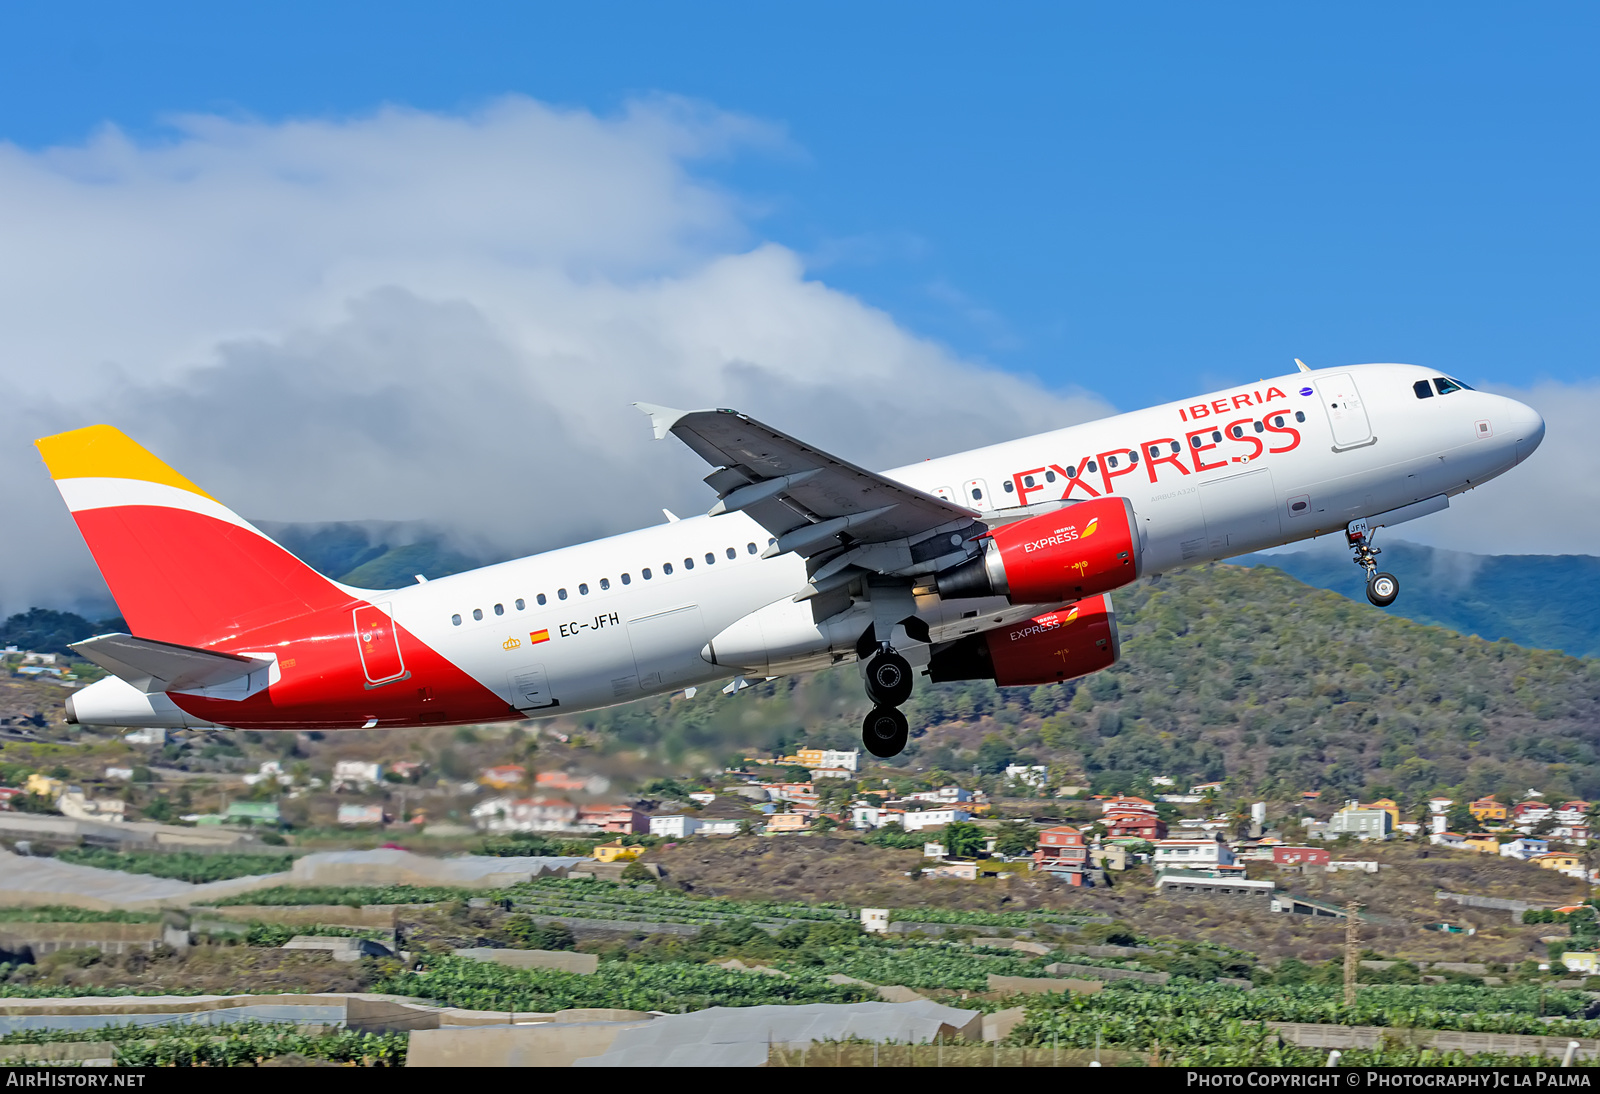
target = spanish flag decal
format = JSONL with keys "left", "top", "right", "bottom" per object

{"left": 530, "top": 629, "right": 550, "bottom": 645}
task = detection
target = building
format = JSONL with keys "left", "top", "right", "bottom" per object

{"left": 1363, "top": 798, "right": 1401, "bottom": 827}
{"left": 1500, "top": 837, "right": 1549, "bottom": 861}
{"left": 649, "top": 815, "right": 702, "bottom": 838}
{"left": 1463, "top": 835, "right": 1501, "bottom": 854}
{"left": 1190, "top": 782, "right": 1224, "bottom": 796}
{"left": 332, "top": 760, "right": 382, "bottom": 791}
{"left": 578, "top": 804, "right": 650, "bottom": 835}
{"left": 224, "top": 801, "right": 280, "bottom": 826}
{"left": 861, "top": 908, "right": 889, "bottom": 934}
{"left": 389, "top": 760, "right": 425, "bottom": 781}
{"left": 1107, "top": 813, "right": 1167, "bottom": 841}
{"left": 471, "top": 796, "right": 581, "bottom": 833}
{"left": 24, "top": 773, "right": 64, "bottom": 799}
{"left": 1469, "top": 796, "right": 1508, "bottom": 823}
{"left": 1090, "top": 844, "right": 1130, "bottom": 871}
{"left": 1428, "top": 798, "right": 1453, "bottom": 835}
{"left": 1430, "top": 831, "right": 1467, "bottom": 848}
{"left": 1272, "top": 846, "right": 1331, "bottom": 867}
{"left": 795, "top": 748, "right": 859, "bottom": 773}
{"left": 1561, "top": 952, "right": 1600, "bottom": 975}
{"left": 1004, "top": 764, "right": 1049, "bottom": 789}
{"left": 1329, "top": 800, "right": 1393, "bottom": 840}
{"left": 1154, "top": 836, "right": 1236, "bottom": 871}
{"left": 479, "top": 765, "right": 526, "bottom": 790}
{"left": 765, "top": 812, "right": 809, "bottom": 834}
{"left": 592, "top": 842, "right": 642, "bottom": 863}
{"left": 809, "top": 767, "right": 854, "bottom": 780}
{"left": 1513, "top": 800, "right": 1554, "bottom": 830}
{"left": 124, "top": 728, "right": 166, "bottom": 746}
{"left": 1535, "top": 851, "right": 1585, "bottom": 879}
{"left": 337, "top": 803, "right": 386, "bottom": 826}
{"left": 851, "top": 805, "right": 905, "bottom": 829}
{"left": 1033, "top": 826, "right": 1088, "bottom": 869}
{"left": 908, "top": 786, "right": 973, "bottom": 805}
{"left": 901, "top": 808, "right": 971, "bottom": 832}
{"left": 1101, "top": 795, "right": 1157, "bottom": 816}
{"left": 924, "top": 860, "right": 978, "bottom": 879}
{"left": 537, "top": 771, "right": 611, "bottom": 794}
{"left": 1554, "top": 801, "right": 1592, "bottom": 825}
{"left": 1158, "top": 870, "right": 1275, "bottom": 903}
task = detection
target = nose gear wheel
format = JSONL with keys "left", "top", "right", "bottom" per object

{"left": 1346, "top": 519, "right": 1400, "bottom": 608}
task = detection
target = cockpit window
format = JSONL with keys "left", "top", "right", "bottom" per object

{"left": 1413, "top": 380, "right": 1434, "bottom": 399}
{"left": 1434, "top": 377, "right": 1464, "bottom": 395}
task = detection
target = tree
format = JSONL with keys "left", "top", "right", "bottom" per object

{"left": 942, "top": 821, "right": 984, "bottom": 857}
{"left": 993, "top": 821, "right": 1037, "bottom": 856}
{"left": 975, "top": 735, "right": 1017, "bottom": 775}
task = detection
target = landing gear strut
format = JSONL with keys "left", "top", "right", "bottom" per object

{"left": 860, "top": 643, "right": 915, "bottom": 757}
{"left": 1347, "top": 519, "right": 1400, "bottom": 608}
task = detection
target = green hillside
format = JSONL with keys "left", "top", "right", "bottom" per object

{"left": 565, "top": 563, "right": 1600, "bottom": 806}
{"left": 1239, "top": 541, "right": 1600, "bottom": 659}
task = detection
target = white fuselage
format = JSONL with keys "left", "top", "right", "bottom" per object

{"left": 381, "top": 363, "right": 1543, "bottom": 717}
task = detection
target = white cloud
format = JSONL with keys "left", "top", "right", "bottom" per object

{"left": 0, "top": 96, "right": 1111, "bottom": 617}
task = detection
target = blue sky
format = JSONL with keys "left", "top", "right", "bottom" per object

{"left": 3, "top": 2, "right": 1595, "bottom": 411}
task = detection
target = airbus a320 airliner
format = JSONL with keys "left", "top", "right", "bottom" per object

{"left": 40, "top": 361, "right": 1543, "bottom": 757}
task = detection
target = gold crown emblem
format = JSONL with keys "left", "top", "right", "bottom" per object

{"left": 503, "top": 636, "right": 522, "bottom": 650}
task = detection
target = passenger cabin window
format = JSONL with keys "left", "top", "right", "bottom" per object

{"left": 684, "top": 557, "right": 694, "bottom": 570}
{"left": 1023, "top": 474, "right": 1036, "bottom": 488}
{"left": 1295, "top": 411, "right": 1306, "bottom": 422}
{"left": 537, "top": 593, "right": 547, "bottom": 606}
{"left": 970, "top": 486, "right": 983, "bottom": 501}
{"left": 451, "top": 614, "right": 461, "bottom": 626}
{"left": 1434, "top": 377, "right": 1464, "bottom": 395}
{"left": 1414, "top": 379, "right": 1434, "bottom": 399}
{"left": 747, "top": 543, "right": 757, "bottom": 554}
{"left": 1065, "top": 466, "right": 1076, "bottom": 477}
{"left": 1045, "top": 470, "right": 1056, "bottom": 482}
{"left": 1106, "top": 456, "right": 1118, "bottom": 469}
{"left": 1253, "top": 421, "right": 1264, "bottom": 433}
{"left": 726, "top": 547, "right": 736, "bottom": 559}
{"left": 558, "top": 588, "right": 568, "bottom": 600}
{"left": 705, "top": 552, "right": 715, "bottom": 565}
{"left": 600, "top": 578, "right": 610, "bottom": 590}
{"left": 643, "top": 568, "right": 653, "bottom": 579}
{"left": 515, "top": 599, "right": 525, "bottom": 610}
{"left": 1003, "top": 480, "right": 1015, "bottom": 493}
{"left": 621, "top": 573, "right": 631, "bottom": 585}
{"left": 663, "top": 563, "right": 673, "bottom": 575}
{"left": 494, "top": 603, "right": 504, "bottom": 616}
{"left": 579, "top": 583, "right": 589, "bottom": 595}
{"left": 472, "top": 608, "right": 483, "bottom": 621}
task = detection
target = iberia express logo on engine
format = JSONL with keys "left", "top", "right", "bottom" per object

{"left": 1024, "top": 516, "right": 1097, "bottom": 554}
{"left": 1010, "top": 604, "right": 1080, "bottom": 641}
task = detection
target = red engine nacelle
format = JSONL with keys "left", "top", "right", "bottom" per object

{"left": 935, "top": 495, "right": 1142, "bottom": 603}
{"left": 927, "top": 595, "right": 1121, "bottom": 686}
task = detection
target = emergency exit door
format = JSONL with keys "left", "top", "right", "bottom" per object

{"left": 353, "top": 603, "right": 408, "bottom": 686}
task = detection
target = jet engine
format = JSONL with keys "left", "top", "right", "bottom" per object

{"left": 935, "top": 496, "right": 1141, "bottom": 603}
{"left": 926, "top": 595, "right": 1120, "bottom": 686}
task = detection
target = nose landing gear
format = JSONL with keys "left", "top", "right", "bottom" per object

{"left": 1347, "top": 519, "right": 1400, "bottom": 607}
{"left": 861, "top": 646, "right": 915, "bottom": 758}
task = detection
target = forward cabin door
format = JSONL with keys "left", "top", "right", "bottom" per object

{"left": 353, "top": 603, "right": 408, "bottom": 686}
{"left": 1315, "top": 373, "right": 1375, "bottom": 450}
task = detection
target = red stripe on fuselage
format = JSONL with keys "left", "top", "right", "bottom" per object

{"left": 73, "top": 505, "right": 516, "bottom": 730}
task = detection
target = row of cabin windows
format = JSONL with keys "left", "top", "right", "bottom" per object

{"left": 450, "top": 540, "right": 771, "bottom": 626}
{"left": 1414, "top": 376, "right": 1473, "bottom": 399}
{"left": 996, "top": 411, "right": 1310, "bottom": 494}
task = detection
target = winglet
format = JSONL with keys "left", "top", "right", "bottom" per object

{"left": 633, "top": 402, "right": 689, "bottom": 441}
{"left": 1294, "top": 358, "right": 1312, "bottom": 373}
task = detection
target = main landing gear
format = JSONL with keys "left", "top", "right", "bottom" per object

{"left": 862, "top": 647, "right": 914, "bottom": 758}
{"left": 1347, "top": 518, "right": 1400, "bottom": 608}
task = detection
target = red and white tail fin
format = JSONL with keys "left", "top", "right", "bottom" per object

{"left": 36, "top": 425, "right": 354, "bottom": 648}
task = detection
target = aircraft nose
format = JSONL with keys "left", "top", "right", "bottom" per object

{"left": 1508, "top": 398, "right": 1545, "bottom": 465}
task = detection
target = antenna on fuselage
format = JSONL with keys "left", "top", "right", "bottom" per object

{"left": 1294, "top": 358, "right": 1312, "bottom": 373}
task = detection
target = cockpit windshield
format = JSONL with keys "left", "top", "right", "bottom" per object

{"left": 1433, "top": 377, "right": 1472, "bottom": 395}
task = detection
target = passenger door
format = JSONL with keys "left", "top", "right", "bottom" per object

{"left": 1315, "top": 373, "right": 1374, "bottom": 450}
{"left": 353, "top": 604, "right": 407, "bottom": 686}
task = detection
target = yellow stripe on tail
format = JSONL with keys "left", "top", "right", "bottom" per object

{"left": 35, "top": 425, "right": 217, "bottom": 501}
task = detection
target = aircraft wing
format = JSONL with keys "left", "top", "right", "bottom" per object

{"left": 636, "top": 404, "right": 983, "bottom": 581}
{"left": 71, "top": 633, "right": 273, "bottom": 695}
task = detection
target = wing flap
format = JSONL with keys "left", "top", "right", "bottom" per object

{"left": 71, "top": 633, "right": 273, "bottom": 695}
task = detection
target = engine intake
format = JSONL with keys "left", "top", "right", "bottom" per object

{"left": 936, "top": 496, "right": 1141, "bottom": 603}
{"left": 927, "top": 595, "right": 1120, "bottom": 686}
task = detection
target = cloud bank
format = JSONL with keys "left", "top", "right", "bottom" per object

{"left": 0, "top": 96, "right": 1111, "bottom": 617}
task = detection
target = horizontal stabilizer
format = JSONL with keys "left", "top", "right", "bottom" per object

{"left": 70, "top": 633, "right": 273, "bottom": 695}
